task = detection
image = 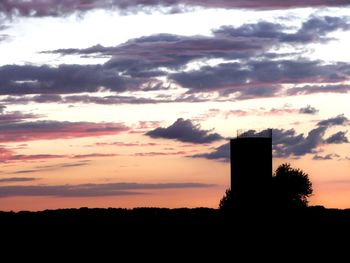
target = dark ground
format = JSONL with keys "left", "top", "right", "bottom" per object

{"left": 1, "top": 206, "right": 349, "bottom": 256}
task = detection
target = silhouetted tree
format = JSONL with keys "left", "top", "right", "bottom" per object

{"left": 219, "top": 163, "right": 313, "bottom": 210}
{"left": 272, "top": 163, "right": 313, "bottom": 208}
{"left": 219, "top": 189, "right": 233, "bottom": 211}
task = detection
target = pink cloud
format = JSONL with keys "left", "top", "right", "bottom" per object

{"left": 0, "top": 121, "right": 129, "bottom": 143}
{"left": 71, "top": 153, "right": 119, "bottom": 159}
{"left": 91, "top": 142, "right": 159, "bottom": 147}
{"left": 0, "top": 146, "right": 119, "bottom": 163}
{"left": 133, "top": 151, "right": 189, "bottom": 157}
{"left": 0, "top": 111, "right": 40, "bottom": 123}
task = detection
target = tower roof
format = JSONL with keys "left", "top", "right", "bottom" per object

{"left": 236, "top": 129, "right": 272, "bottom": 139}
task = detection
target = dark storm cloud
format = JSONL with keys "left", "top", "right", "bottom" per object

{"left": 146, "top": 118, "right": 223, "bottom": 143}
{"left": 0, "top": 120, "right": 129, "bottom": 143}
{"left": 0, "top": 182, "right": 215, "bottom": 197}
{"left": 325, "top": 131, "right": 349, "bottom": 144}
{"left": 0, "top": 64, "right": 142, "bottom": 95}
{"left": 0, "top": 0, "right": 349, "bottom": 18}
{"left": 0, "top": 177, "right": 37, "bottom": 183}
{"left": 299, "top": 105, "right": 319, "bottom": 114}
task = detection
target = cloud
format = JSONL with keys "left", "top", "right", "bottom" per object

{"left": 313, "top": 153, "right": 340, "bottom": 160}
{"left": 273, "top": 127, "right": 327, "bottom": 157}
{"left": 191, "top": 128, "right": 324, "bottom": 161}
{"left": 1, "top": 16, "right": 349, "bottom": 98}
{"left": 11, "top": 161, "right": 91, "bottom": 174}
{"left": 191, "top": 114, "right": 350, "bottom": 160}
{"left": 325, "top": 131, "right": 349, "bottom": 144}
{"left": 39, "top": 16, "right": 350, "bottom": 98}
{"left": 0, "top": 150, "right": 119, "bottom": 163}
{"left": 90, "top": 141, "right": 159, "bottom": 147}
{"left": 317, "top": 114, "right": 349, "bottom": 127}
{"left": 0, "top": 110, "right": 40, "bottom": 124}
{"left": 0, "top": 177, "right": 37, "bottom": 183}
{"left": 0, "top": 0, "right": 349, "bottom": 18}
{"left": 299, "top": 105, "right": 319, "bottom": 114}
{"left": 44, "top": 32, "right": 273, "bottom": 79}
{"left": 288, "top": 84, "right": 350, "bottom": 95}
{"left": 0, "top": 182, "right": 215, "bottom": 197}
{"left": 191, "top": 142, "right": 230, "bottom": 161}
{"left": 0, "top": 93, "right": 213, "bottom": 105}
{"left": 0, "top": 147, "right": 14, "bottom": 161}
{"left": 146, "top": 118, "right": 223, "bottom": 143}
{"left": 0, "top": 120, "right": 129, "bottom": 143}
{"left": 133, "top": 151, "right": 189, "bottom": 156}
{"left": 71, "top": 153, "right": 119, "bottom": 158}
{"left": 0, "top": 34, "right": 10, "bottom": 42}
{"left": 214, "top": 16, "right": 350, "bottom": 44}
{"left": 223, "top": 105, "right": 319, "bottom": 118}
{"left": 3, "top": 154, "right": 65, "bottom": 162}
{"left": 0, "top": 64, "right": 146, "bottom": 95}
{"left": 170, "top": 60, "right": 350, "bottom": 95}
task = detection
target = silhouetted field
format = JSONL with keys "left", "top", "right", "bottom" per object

{"left": 2, "top": 206, "right": 350, "bottom": 234}
{"left": 1, "top": 206, "right": 349, "bottom": 254}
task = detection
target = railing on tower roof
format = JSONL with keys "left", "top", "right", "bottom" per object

{"left": 236, "top": 128, "right": 272, "bottom": 138}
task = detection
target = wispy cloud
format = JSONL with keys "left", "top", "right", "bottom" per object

{"left": 0, "top": 121, "right": 129, "bottom": 143}
{"left": 72, "top": 153, "right": 119, "bottom": 159}
{"left": 133, "top": 151, "right": 190, "bottom": 157}
{"left": 0, "top": 177, "right": 37, "bottom": 183}
{"left": 0, "top": 182, "right": 215, "bottom": 197}
{"left": 223, "top": 105, "right": 319, "bottom": 118}
{"left": 313, "top": 153, "right": 340, "bottom": 160}
{"left": 0, "top": 147, "right": 119, "bottom": 163}
{"left": 87, "top": 141, "right": 159, "bottom": 147}
{"left": 288, "top": 84, "right": 350, "bottom": 95}
{"left": 11, "top": 160, "right": 91, "bottom": 174}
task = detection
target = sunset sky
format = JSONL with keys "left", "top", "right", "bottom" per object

{"left": 1, "top": 0, "right": 350, "bottom": 211}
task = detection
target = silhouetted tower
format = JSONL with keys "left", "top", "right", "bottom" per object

{"left": 230, "top": 129, "right": 272, "bottom": 209}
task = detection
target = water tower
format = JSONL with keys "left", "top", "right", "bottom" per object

{"left": 230, "top": 129, "right": 272, "bottom": 209}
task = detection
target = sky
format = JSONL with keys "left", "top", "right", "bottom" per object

{"left": 0, "top": 0, "right": 350, "bottom": 211}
